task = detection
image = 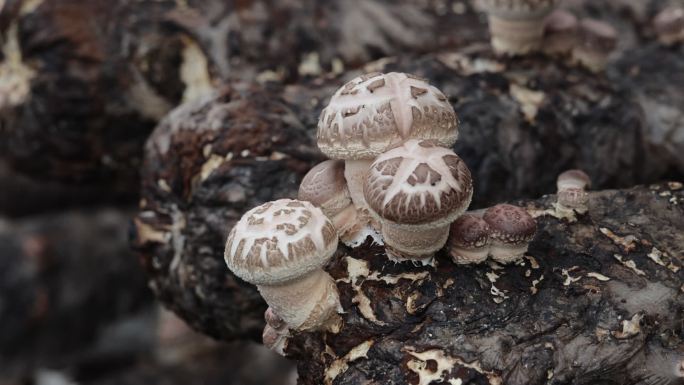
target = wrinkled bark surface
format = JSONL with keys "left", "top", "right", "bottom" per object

{"left": 0, "top": 209, "right": 151, "bottom": 378}
{"left": 289, "top": 183, "right": 683, "bottom": 385}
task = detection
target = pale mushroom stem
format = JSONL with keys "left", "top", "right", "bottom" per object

{"left": 258, "top": 269, "right": 341, "bottom": 332}
{"left": 382, "top": 223, "right": 450, "bottom": 263}
{"left": 343, "top": 159, "right": 374, "bottom": 213}
{"left": 489, "top": 15, "right": 546, "bottom": 55}
{"left": 489, "top": 242, "right": 529, "bottom": 264}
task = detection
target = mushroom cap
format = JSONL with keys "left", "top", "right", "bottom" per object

{"left": 225, "top": 199, "right": 338, "bottom": 286}
{"left": 364, "top": 139, "right": 473, "bottom": 226}
{"left": 654, "top": 6, "right": 684, "bottom": 35}
{"left": 577, "top": 19, "right": 617, "bottom": 52}
{"left": 483, "top": 204, "right": 536, "bottom": 245}
{"left": 478, "top": 0, "right": 559, "bottom": 20}
{"left": 316, "top": 72, "right": 457, "bottom": 160}
{"left": 557, "top": 169, "right": 591, "bottom": 191}
{"left": 298, "top": 160, "right": 351, "bottom": 217}
{"left": 448, "top": 214, "right": 491, "bottom": 249}
{"left": 544, "top": 9, "right": 577, "bottom": 33}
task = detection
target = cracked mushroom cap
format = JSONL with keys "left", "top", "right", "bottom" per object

{"left": 448, "top": 214, "right": 490, "bottom": 249}
{"left": 317, "top": 72, "right": 457, "bottom": 160}
{"left": 364, "top": 139, "right": 473, "bottom": 226}
{"left": 224, "top": 199, "right": 338, "bottom": 286}
{"left": 478, "top": 0, "right": 559, "bottom": 19}
{"left": 298, "top": 160, "right": 351, "bottom": 218}
{"left": 577, "top": 19, "right": 617, "bottom": 52}
{"left": 557, "top": 169, "right": 591, "bottom": 191}
{"left": 483, "top": 204, "right": 536, "bottom": 245}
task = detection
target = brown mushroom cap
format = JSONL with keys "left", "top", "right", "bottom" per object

{"left": 448, "top": 214, "right": 490, "bottom": 249}
{"left": 577, "top": 19, "right": 617, "bottom": 52}
{"left": 317, "top": 72, "right": 457, "bottom": 160}
{"left": 479, "top": 0, "right": 559, "bottom": 19}
{"left": 654, "top": 6, "right": 684, "bottom": 35}
{"left": 224, "top": 199, "right": 338, "bottom": 285}
{"left": 483, "top": 204, "right": 536, "bottom": 245}
{"left": 557, "top": 169, "right": 591, "bottom": 191}
{"left": 298, "top": 160, "right": 351, "bottom": 217}
{"left": 544, "top": 9, "right": 577, "bottom": 34}
{"left": 364, "top": 139, "right": 473, "bottom": 226}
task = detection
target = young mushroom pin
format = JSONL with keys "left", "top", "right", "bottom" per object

{"left": 364, "top": 139, "right": 473, "bottom": 264}
{"left": 542, "top": 9, "right": 578, "bottom": 56}
{"left": 479, "top": 0, "right": 559, "bottom": 55}
{"left": 298, "top": 160, "right": 372, "bottom": 247}
{"left": 224, "top": 199, "right": 341, "bottom": 332}
{"left": 448, "top": 214, "right": 491, "bottom": 264}
{"left": 573, "top": 19, "right": 618, "bottom": 72}
{"left": 483, "top": 204, "right": 536, "bottom": 264}
{"left": 654, "top": 6, "right": 684, "bottom": 46}
{"left": 317, "top": 72, "right": 458, "bottom": 220}
{"left": 556, "top": 169, "right": 591, "bottom": 214}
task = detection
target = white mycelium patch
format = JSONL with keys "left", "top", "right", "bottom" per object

{"left": 225, "top": 199, "right": 336, "bottom": 285}
{"left": 317, "top": 72, "right": 457, "bottom": 159}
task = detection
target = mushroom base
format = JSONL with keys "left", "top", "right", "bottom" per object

{"left": 572, "top": 48, "right": 609, "bottom": 72}
{"left": 381, "top": 222, "right": 450, "bottom": 262}
{"left": 333, "top": 205, "right": 383, "bottom": 247}
{"left": 344, "top": 159, "right": 374, "bottom": 213}
{"left": 449, "top": 247, "right": 490, "bottom": 265}
{"left": 262, "top": 325, "right": 289, "bottom": 356}
{"left": 258, "top": 270, "right": 342, "bottom": 332}
{"left": 489, "top": 241, "right": 528, "bottom": 264}
{"left": 489, "top": 15, "right": 546, "bottom": 55}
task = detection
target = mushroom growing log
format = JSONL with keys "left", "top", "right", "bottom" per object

{"left": 288, "top": 182, "right": 684, "bottom": 385}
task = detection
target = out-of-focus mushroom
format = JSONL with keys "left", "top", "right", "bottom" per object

{"left": 298, "top": 160, "right": 371, "bottom": 246}
{"left": 556, "top": 169, "right": 591, "bottom": 214}
{"left": 262, "top": 307, "right": 289, "bottom": 355}
{"left": 224, "top": 199, "right": 341, "bottom": 332}
{"left": 317, "top": 72, "right": 458, "bottom": 218}
{"left": 654, "top": 6, "right": 684, "bottom": 46}
{"left": 543, "top": 9, "right": 578, "bottom": 56}
{"left": 483, "top": 204, "right": 536, "bottom": 263}
{"left": 573, "top": 19, "right": 618, "bottom": 72}
{"left": 447, "top": 214, "right": 491, "bottom": 264}
{"left": 364, "top": 139, "right": 472, "bottom": 264}
{"left": 478, "top": 0, "right": 559, "bottom": 55}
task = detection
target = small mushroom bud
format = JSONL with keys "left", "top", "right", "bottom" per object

{"left": 364, "top": 139, "right": 473, "bottom": 264}
{"left": 317, "top": 72, "right": 458, "bottom": 217}
{"left": 543, "top": 9, "right": 578, "bottom": 56}
{"left": 556, "top": 169, "right": 591, "bottom": 213}
{"left": 478, "top": 0, "right": 559, "bottom": 55}
{"left": 654, "top": 6, "right": 684, "bottom": 46}
{"left": 262, "top": 325, "right": 288, "bottom": 356}
{"left": 265, "top": 307, "right": 286, "bottom": 331}
{"left": 224, "top": 199, "right": 341, "bottom": 332}
{"left": 447, "top": 214, "right": 491, "bottom": 264}
{"left": 572, "top": 19, "right": 618, "bottom": 72}
{"left": 483, "top": 204, "right": 536, "bottom": 264}
{"left": 298, "top": 160, "right": 369, "bottom": 246}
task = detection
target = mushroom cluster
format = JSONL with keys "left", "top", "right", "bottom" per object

{"left": 224, "top": 71, "right": 539, "bottom": 355}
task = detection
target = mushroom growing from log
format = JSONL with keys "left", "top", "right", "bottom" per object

{"left": 478, "top": 0, "right": 559, "bottom": 55}
{"left": 573, "top": 19, "right": 618, "bottom": 72}
{"left": 317, "top": 72, "right": 458, "bottom": 220}
{"left": 542, "top": 9, "right": 578, "bottom": 56}
{"left": 482, "top": 203, "right": 536, "bottom": 263}
{"left": 262, "top": 307, "right": 288, "bottom": 355}
{"left": 298, "top": 160, "right": 369, "bottom": 246}
{"left": 654, "top": 6, "right": 684, "bottom": 46}
{"left": 364, "top": 139, "right": 473, "bottom": 264}
{"left": 447, "top": 214, "right": 491, "bottom": 264}
{"left": 224, "top": 199, "right": 341, "bottom": 332}
{"left": 556, "top": 169, "right": 591, "bottom": 214}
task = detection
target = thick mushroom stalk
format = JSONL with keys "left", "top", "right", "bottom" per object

{"left": 364, "top": 139, "right": 473, "bottom": 264}
{"left": 483, "top": 204, "right": 536, "bottom": 263}
{"left": 224, "top": 199, "right": 341, "bottom": 332}
{"left": 298, "top": 160, "right": 373, "bottom": 247}
{"left": 479, "top": 0, "right": 559, "bottom": 55}
{"left": 573, "top": 19, "right": 618, "bottom": 72}
{"left": 316, "top": 72, "right": 458, "bottom": 218}
{"left": 556, "top": 169, "right": 591, "bottom": 214}
{"left": 654, "top": 6, "right": 684, "bottom": 46}
{"left": 542, "top": 9, "right": 578, "bottom": 56}
{"left": 447, "top": 214, "right": 491, "bottom": 264}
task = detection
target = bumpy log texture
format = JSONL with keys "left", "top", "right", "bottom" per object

{"left": 289, "top": 183, "right": 684, "bottom": 385}
{"left": 0, "top": 209, "right": 151, "bottom": 377}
